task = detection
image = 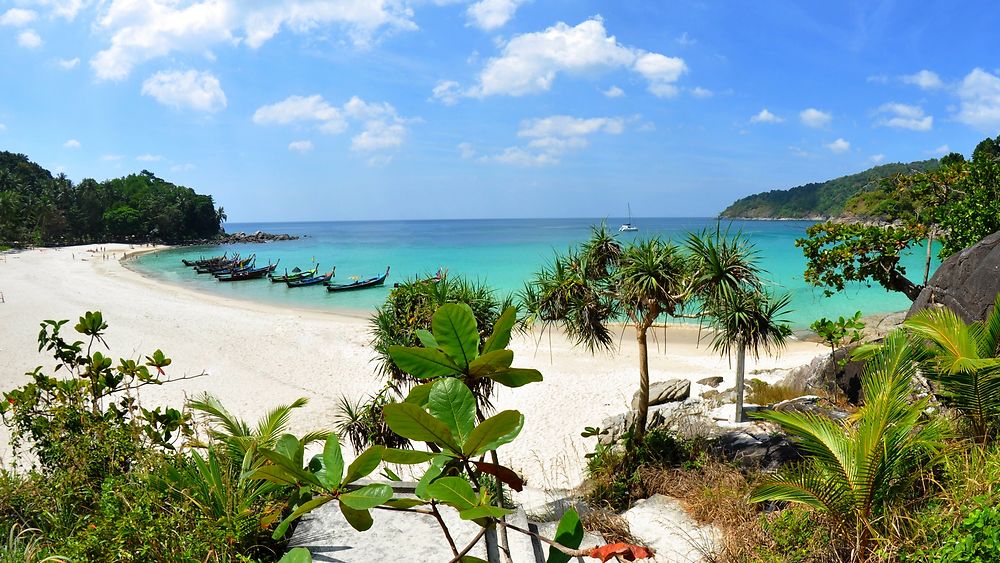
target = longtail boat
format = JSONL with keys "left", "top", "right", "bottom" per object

{"left": 326, "top": 266, "right": 389, "bottom": 292}
{"left": 270, "top": 264, "right": 318, "bottom": 283}
{"left": 199, "top": 254, "right": 254, "bottom": 274}
{"left": 182, "top": 252, "right": 228, "bottom": 267}
{"left": 286, "top": 268, "right": 335, "bottom": 288}
{"left": 216, "top": 261, "right": 279, "bottom": 282}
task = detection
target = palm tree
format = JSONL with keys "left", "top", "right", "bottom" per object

{"left": 705, "top": 289, "right": 791, "bottom": 422}
{"left": 750, "top": 332, "right": 948, "bottom": 560}
{"left": 904, "top": 292, "right": 1000, "bottom": 443}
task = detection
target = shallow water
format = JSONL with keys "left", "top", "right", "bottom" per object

{"left": 130, "top": 218, "right": 938, "bottom": 328}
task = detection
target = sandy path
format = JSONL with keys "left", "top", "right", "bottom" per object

{"left": 0, "top": 244, "right": 826, "bottom": 489}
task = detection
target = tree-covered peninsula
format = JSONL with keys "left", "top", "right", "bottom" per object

{"left": 0, "top": 151, "right": 224, "bottom": 247}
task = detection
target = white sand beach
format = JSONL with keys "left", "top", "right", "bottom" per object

{"left": 0, "top": 244, "right": 827, "bottom": 489}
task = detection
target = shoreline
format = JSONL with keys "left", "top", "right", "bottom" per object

{"left": 0, "top": 243, "right": 829, "bottom": 490}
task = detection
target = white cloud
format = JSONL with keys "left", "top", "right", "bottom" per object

{"left": 800, "top": 108, "right": 832, "bottom": 128}
{"left": 90, "top": 1, "right": 418, "bottom": 81}
{"left": 956, "top": 68, "right": 1000, "bottom": 132}
{"left": 930, "top": 144, "right": 951, "bottom": 155}
{"left": 0, "top": 8, "right": 37, "bottom": 26}
{"left": 690, "top": 86, "right": 713, "bottom": 98}
{"left": 31, "top": 0, "right": 88, "bottom": 21}
{"left": 875, "top": 102, "right": 933, "bottom": 131}
{"left": 101, "top": 154, "right": 123, "bottom": 161}
{"left": 141, "top": 70, "right": 227, "bottom": 112}
{"left": 869, "top": 154, "right": 885, "bottom": 164}
{"left": 750, "top": 108, "right": 784, "bottom": 124}
{"left": 458, "top": 142, "right": 475, "bottom": 159}
{"left": 63, "top": 139, "right": 81, "bottom": 148}
{"left": 825, "top": 138, "right": 851, "bottom": 153}
{"left": 17, "top": 29, "right": 43, "bottom": 49}
{"left": 603, "top": 85, "right": 624, "bottom": 98}
{"left": 484, "top": 114, "right": 624, "bottom": 166}
{"left": 57, "top": 57, "right": 80, "bottom": 69}
{"left": 288, "top": 140, "right": 314, "bottom": 153}
{"left": 254, "top": 94, "right": 410, "bottom": 153}
{"left": 136, "top": 154, "right": 162, "bottom": 161}
{"left": 431, "top": 80, "right": 461, "bottom": 106}
{"left": 467, "top": 0, "right": 526, "bottom": 31}
{"left": 901, "top": 69, "right": 943, "bottom": 90}
{"left": 465, "top": 17, "right": 685, "bottom": 98}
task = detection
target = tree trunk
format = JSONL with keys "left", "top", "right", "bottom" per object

{"left": 924, "top": 230, "right": 935, "bottom": 285}
{"left": 886, "top": 267, "right": 923, "bottom": 301}
{"left": 734, "top": 339, "right": 747, "bottom": 423}
{"left": 635, "top": 325, "right": 650, "bottom": 439}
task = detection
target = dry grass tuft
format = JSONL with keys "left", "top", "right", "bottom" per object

{"left": 581, "top": 508, "right": 644, "bottom": 546}
{"left": 747, "top": 379, "right": 807, "bottom": 406}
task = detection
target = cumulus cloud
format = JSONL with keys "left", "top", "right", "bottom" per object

{"left": 929, "top": 144, "right": 951, "bottom": 155}
{"left": 869, "top": 154, "right": 885, "bottom": 164}
{"left": 431, "top": 80, "right": 461, "bottom": 106}
{"left": 875, "top": 102, "right": 933, "bottom": 131}
{"left": 603, "top": 85, "right": 624, "bottom": 98}
{"left": 90, "top": 0, "right": 418, "bottom": 81}
{"left": 288, "top": 140, "right": 314, "bottom": 153}
{"left": 0, "top": 8, "right": 37, "bottom": 26}
{"left": 63, "top": 139, "right": 81, "bottom": 148}
{"left": 141, "top": 70, "right": 227, "bottom": 112}
{"left": 901, "top": 69, "right": 943, "bottom": 90}
{"left": 750, "top": 108, "right": 784, "bottom": 124}
{"left": 800, "top": 108, "right": 832, "bottom": 128}
{"left": 467, "top": 0, "right": 526, "bottom": 31}
{"left": 17, "top": 29, "right": 43, "bottom": 49}
{"left": 825, "top": 138, "right": 851, "bottom": 153}
{"left": 57, "top": 57, "right": 80, "bottom": 69}
{"left": 31, "top": 0, "right": 88, "bottom": 21}
{"left": 956, "top": 68, "right": 1000, "bottom": 132}
{"left": 690, "top": 86, "right": 713, "bottom": 98}
{"left": 254, "top": 94, "right": 410, "bottom": 153}
{"left": 463, "top": 17, "right": 686, "bottom": 98}
{"left": 483, "top": 114, "right": 624, "bottom": 166}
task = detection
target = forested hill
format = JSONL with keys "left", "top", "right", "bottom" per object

{"left": 0, "top": 151, "right": 224, "bottom": 247}
{"left": 719, "top": 159, "right": 940, "bottom": 219}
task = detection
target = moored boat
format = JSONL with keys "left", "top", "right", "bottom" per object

{"left": 270, "top": 264, "right": 318, "bottom": 283}
{"left": 182, "top": 252, "right": 228, "bottom": 267}
{"left": 326, "top": 266, "right": 389, "bottom": 292}
{"left": 216, "top": 261, "right": 278, "bottom": 282}
{"left": 286, "top": 268, "right": 336, "bottom": 287}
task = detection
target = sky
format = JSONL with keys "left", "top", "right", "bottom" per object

{"left": 2, "top": 1, "right": 1000, "bottom": 222}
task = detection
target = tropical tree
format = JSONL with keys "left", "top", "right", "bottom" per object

{"left": 751, "top": 332, "right": 948, "bottom": 560}
{"left": 904, "top": 293, "right": 1000, "bottom": 443}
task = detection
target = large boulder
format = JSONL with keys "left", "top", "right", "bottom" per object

{"left": 908, "top": 230, "right": 1000, "bottom": 323}
{"left": 630, "top": 379, "right": 691, "bottom": 410}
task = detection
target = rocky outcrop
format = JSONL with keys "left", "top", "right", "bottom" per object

{"left": 696, "top": 376, "right": 724, "bottom": 388}
{"left": 218, "top": 230, "right": 299, "bottom": 244}
{"left": 714, "top": 430, "right": 802, "bottom": 470}
{"left": 908, "top": 230, "right": 1000, "bottom": 323}
{"left": 630, "top": 379, "right": 691, "bottom": 410}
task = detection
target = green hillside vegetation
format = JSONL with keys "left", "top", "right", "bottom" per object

{"left": 0, "top": 151, "right": 224, "bottom": 246}
{"left": 720, "top": 159, "right": 940, "bottom": 219}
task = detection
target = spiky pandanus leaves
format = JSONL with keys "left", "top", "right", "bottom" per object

{"left": 686, "top": 226, "right": 763, "bottom": 306}
{"left": 905, "top": 292, "right": 1000, "bottom": 442}
{"left": 751, "top": 333, "right": 948, "bottom": 557}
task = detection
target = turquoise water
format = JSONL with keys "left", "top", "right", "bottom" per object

{"left": 130, "top": 218, "right": 938, "bottom": 328}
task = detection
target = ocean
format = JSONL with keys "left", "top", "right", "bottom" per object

{"left": 130, "top": 218, "right": 938, "bottom": 328}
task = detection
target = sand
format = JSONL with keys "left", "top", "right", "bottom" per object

{"left": 0, "top": 244, "right": 826, "bottom": 489}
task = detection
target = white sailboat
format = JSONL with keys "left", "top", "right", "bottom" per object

{"left": 619, "top": 203, "right": 639, "bottom": 232}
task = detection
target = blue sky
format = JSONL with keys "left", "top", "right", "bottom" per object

{"left": 2, "top": 1, "right": 999, "bottom": 221}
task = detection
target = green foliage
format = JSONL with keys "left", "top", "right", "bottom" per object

{"left": 811, "top": 311, "right": 865, "bottom": 354}
{"left": 907, "top": 499, "right": 1000, "bottom": 562}
{"left": 0, "top": 152, "right": 224, "bottom": 246}
{"left": 753, "top": 509, "right": 835, "bottom": 563}
{"left": 720, "top": 159, "right": 940, "bottom": 219}
{"left": 751, "top": 332, "right": 949, "bottom": 557}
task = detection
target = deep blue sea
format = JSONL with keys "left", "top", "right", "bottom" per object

{"left": 130, "top": 218, "right": 938, "bottom": 328}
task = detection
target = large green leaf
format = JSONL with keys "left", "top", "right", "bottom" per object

{"left": 415, "top": 455, "right": 449, "bottom": 500}
{"left": 272, "top": 496, "right": 333, "bottom": 540}
{"left": 277, "top": 547, "right": 313, "bottom": 563}
{"left": 415, "top": 329, "right": 439, "bottom": 350}
{"left": 432, "top": 303, "right": 480, "bottom": 369}
{"left": 428, "top": 378, "right": 476, "bottom": 443}
{"left": 389, "top": 346, "right": 463, "bottom": 378}
{"left": 340, "top": 502, "right": 374, "bottom": 532}
{"left": 426, "top": 476, "right": 477, "bottom": 510}
{"left": 344, "top": 445, "right": 384, "bottom": 484}
{"left": 482, "top": 306, "right": 517, "bottom": 355}
{"left": 384, "top": 403, "right": 461, "bottom": 452}
{"left": 404, "top": 382, "right": 433, "bottom": 406}
{"left": 384, "top": 498, "right": 427, "bottom": 509}
{"left": 462, "top": 410, "right": 524, "bottom": 456}
{"left": 339, "top": 483, "right": 393, "bottom": 510}
{"left": 459, "top": 505, "right": 514, "bottom": 521}
{"left": 322, "top": 435, "right": 345, "bottom": 489}
{"left": 260, "top": 449, "right": 322, "bottom": 488}
{"left": 249, "top": 464, "right": 299, "bottom": 487}
{"left": 381, "top": 448, "right": 436, "bottom": 464}
{"left": 547, "top": 508, "right": 584, "bottom": 563}
{"left": 468, "top": 350, "right": 514, "bottom": 377}
{"left": 275, "top": 433, "right": 304, "bottom": 467}
{"left": 488, "top": 368, "right": 543, "bottom": 388}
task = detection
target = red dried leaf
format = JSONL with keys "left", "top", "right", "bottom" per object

{"left": 588, "top": 542, "right": 655, "bottom": 562}
{"left": 473, "top": 461, "right": 525, "bottom": 492}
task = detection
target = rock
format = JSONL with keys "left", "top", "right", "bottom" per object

{"left": 714, "top": 431, "right": 802, "bottom": 470}
{"left": 772, "top": 395, "right": 849, "bottom": 420}
{"left": 908, "top": 230, "right": 1000, "bottom": 323}
{"left": 779, "top": 347, "right": 865, "bottom": 404}
{"left": 696, "top": 376, "right": 724, "bottom": 388}
{"left": 631, "top": 379, "right": 691, "bottom": 410}
{"left": 622, "top": 494, "right": 720, "bottom": 562}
